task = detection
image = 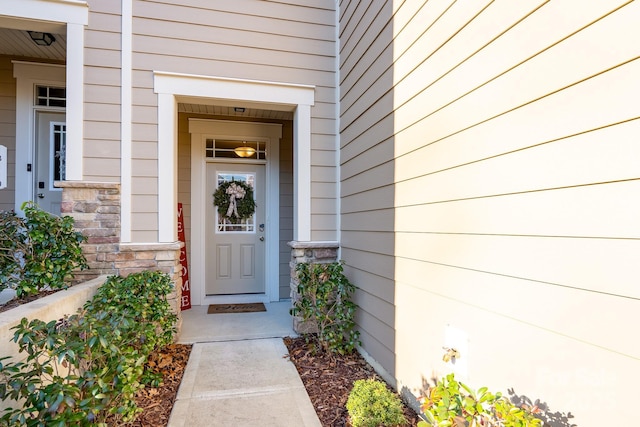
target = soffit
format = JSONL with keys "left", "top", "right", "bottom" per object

{"left": 178, "top": 103, "right": 294, "bottom": 121}
{"left": 0, "top": 27, "right": 66, "bottom": 61}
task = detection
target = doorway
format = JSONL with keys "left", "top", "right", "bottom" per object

{"left": 189, "top": 119, "right": 282, "bottom": 305}
{"left": 34, "top": 111, "right": 66, "bottom": 215}
{"left": 205, "top": 162, "right": 266, "bottom": 295}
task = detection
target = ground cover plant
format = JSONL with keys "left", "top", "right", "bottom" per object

{"left": 0, "top": 271, "right": 177, "bottom": 426}
{"left": 347, "top": 378, "right": 408, "bottom": 427}
{"left": 419, "top": 373, "right": 543, "bottom": 427}
{"left": 0, "top": 202, "right": 87, "bottom": 298}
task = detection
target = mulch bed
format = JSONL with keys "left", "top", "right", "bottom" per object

{"left": 106, "top": 343, "right": 192, "bottom": 426}
{"left": 284, "top": 336, "right": 421, "bottom": 427}
{"left": 2, "top": 294, "right": 420, "bottom": 427}
{"left": 0, "top": 289, "right": 61, "bottom": 314}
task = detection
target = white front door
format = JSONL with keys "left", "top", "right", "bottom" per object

{"left": 35, "top": 111, "right": 66, "bottom": 215}
{"left": 205, "top": 162, "right": 266, "bottom": 295}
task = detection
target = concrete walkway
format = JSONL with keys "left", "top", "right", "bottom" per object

{"left": 167, "top": 302, "right": 322, "bottom": 427}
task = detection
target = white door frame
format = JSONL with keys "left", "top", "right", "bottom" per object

{"left": 153, "top": 72, "right": 315, "bottom": 246}
{"left": 13, "top": 62, "right": 66, "bottom": 214}
{"left": 190, "top": 119, "right": 282, "bottom": 304}
{"left": 153, "top": 72, "right": 315, "bottom": 305}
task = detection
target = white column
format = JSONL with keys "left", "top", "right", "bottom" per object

{"left": 64, "top": 23, "right": 84, "bottom": 181}
{"left": 293, "top": 104, "right": 312, "bottom": 241}
{"left": 157, "top": 93, "right": 177, "bottom": 242}
{"left": 120, "top": 0, "right": 133, "bottom": 242}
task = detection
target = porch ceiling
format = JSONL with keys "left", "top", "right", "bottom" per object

{"left": 178, "top": 103, "right": 294, "bottom": 121}
{"left": 0, "top": 27, "right": 66, "bottom": 61}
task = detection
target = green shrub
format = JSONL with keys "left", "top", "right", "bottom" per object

{"left": 290, "top": 261, "right": 360, "bottom": 354}
{"left": 0, "top": 202, "right": 87, "bottom": 297}
{"left": 346, "top": 378, "right": 408, "bottom": 427}
{"left": 0, "top": 271, "right": 177, "bottom": 426}
{"left": 418, "top": 373, "right": 543, "bottom": 427}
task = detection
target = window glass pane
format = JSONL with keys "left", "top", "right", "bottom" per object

{"left": 49, "top": 88, "right": 66, "bottom": 99}
{"left": 52, "top": 124, "right": 66, "bottom": 181}
{"left": 49, "top": 99, "right": 66, "bottom": 108}
{"left": 215, "top": 172, "right": 256, "bottom": 233}
{"left": 211, "top": 139, "right": 265, "bottom": 160}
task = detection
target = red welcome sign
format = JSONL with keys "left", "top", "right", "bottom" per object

{"left": 177, "top": 203, "right": 191, "bottom": 310}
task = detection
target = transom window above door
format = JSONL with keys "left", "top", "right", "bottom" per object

{"left": 35, "top": 86, "right": 66, "bottom": 107}
{"left": 205, "top": 139, "right": 266, "bottom": 160}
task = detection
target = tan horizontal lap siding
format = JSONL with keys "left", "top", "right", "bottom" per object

{"left": 339, "top": 0, "right": 397, "bottom": 375}
{"left": 0, "top": 57, "right": 15, "bottom": 211}
{"left": 130, "top": 0, "right": 337, "bottom": 242}
{"left": 340, "top": 0, "right": 640, "bottom": 422}
{"left": 84, "top": 3, "right": 122, "bottom": 183}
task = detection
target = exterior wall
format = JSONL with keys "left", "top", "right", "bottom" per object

{"left": 84, "top": 1, "right": 122, "bottom": 182}
{"left": 0, "top": 56, "right": 15, "bottom": 211}
{"left": 176, "top": 113, "right": 294, "bottom": 300}
{"left": 129, "top": 0, "right": 338, "bottom": 242}
{"left": 58, "top": 181, "right": 183, "bottom": 318}
{"left": 279, "top": 120, "right": 294, "bottom": 299}
{"left": 339, "top": 0, "right": 640, "bottom": 424}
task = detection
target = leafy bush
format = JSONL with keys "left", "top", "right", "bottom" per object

{"left": 290, "top": 261, "right": 360, "bottom": 354}
{"left": 0, "top": 271, "right": 177, "bottom": 426}
{"left": 346, "top": 378, "right": 408, "bottom": 427}
{"left": 418, "top": 373, "right": 543, "bottom": 427}
{"left": 0, "top": 202, "right": 87, "bottom": 297}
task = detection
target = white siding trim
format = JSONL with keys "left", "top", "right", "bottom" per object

{"left": 153, "top": 72, "right": 315, "bottom": 106}
{"left": 153, "top": 72, "right": 315, "bottom": 245}
{"left": 120, "top": 0, "right": 133, "bottom": 242}
{"left": 12, "top": 62, "right": 65, "bottom": 213}
{"left": 294, "top": 104, "right": 312, "bottom": 241}
{"left": 157, "top": 93, "right": 177, "bottom": 243}
{"left": 0, "top": 0, "right": 88, "bottom": 26}
{"left": 64, "top": 22, "right": 84, "bottom": 181}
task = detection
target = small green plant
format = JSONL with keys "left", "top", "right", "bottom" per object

{"left": 0, "top": 271, "right": 177, "bottom": 426}
{"left": 0, "top": 202, "right": 87, "bottom": 297}
{"left": 346, "top": 378, "right": 408, "bottom": 427}
{"left": 418, "top": 373, "right": 543, "bottom": 427}
{"left": 290, "top": 261, "right": 360, "bottom": 354}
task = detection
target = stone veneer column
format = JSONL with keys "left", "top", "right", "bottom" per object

{"left": 57, "top": 181, "right": 183, "bottom": 320}
{"left": 288, "top": 240, "right": 339, "bottom": 334}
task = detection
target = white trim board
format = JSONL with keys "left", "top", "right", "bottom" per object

{"left": 13, "top": 62, "right": 65, "bottom": 214}
{"left": 153, "top": 72, "right": 314, "bottom": 304}
{"left": 153, "top": 72, "right": 315, "bottom": 245}
{"left": 189, "top": 119, "right": 282, "bottom": 305}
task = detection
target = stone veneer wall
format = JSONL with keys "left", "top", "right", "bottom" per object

{"left": 57, "top": 181, "right": 182, "bottom": 317}
{"left": 288, "top": 240, "right": 339, "bottom": 333}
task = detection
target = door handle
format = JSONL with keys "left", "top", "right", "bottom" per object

{"left": 37, "top": 193, "right": 45, "bottom": 199}
{"left": 259, "top": 236, "right": 264, "bottom": 241}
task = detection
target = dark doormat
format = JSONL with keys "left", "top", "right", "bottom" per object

{"left": 207, "top": 302, "right": 266, "bottom": 314}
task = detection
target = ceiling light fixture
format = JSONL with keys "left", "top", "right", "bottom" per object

{"left": 234, "top": 142, "right": 256, "bottom": 158}
{"left": 28, "top": 31, "right": 56, "bottom": 47}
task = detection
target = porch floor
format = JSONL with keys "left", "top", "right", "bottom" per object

{"left": 168, "top": 301, "right": 321, "bottom": 426}
{"left": 176, "top": 301, "right": 295, "bottom": 343}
